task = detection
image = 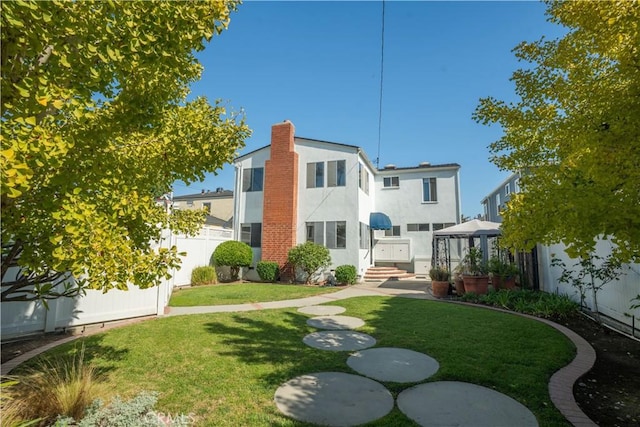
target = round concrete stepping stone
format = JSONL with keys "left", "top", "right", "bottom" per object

{"left": 306, "top": 315, "right": 365, "bottom": 330}
{"left": 297, "top": 305, "right": 346, "bottom": 316}
{"left": 303, "top": 331, "right": 376, "bottom": 351}
{"left": 397, "top": 381, "right": 539, "bottom": 427}
{"left": 347, "top": 347, "right": 439, "bottom": 383}
{"left": 274, "top": 372, "right": 394, "bottom": 426}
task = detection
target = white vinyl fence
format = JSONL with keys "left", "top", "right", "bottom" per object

{"left": 1, "top": 226, "right": 231, "bottom": 340}
{"left": 538, "top": 241, "right": 640, "bottom": 335}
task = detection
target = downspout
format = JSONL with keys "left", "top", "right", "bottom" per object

{"left": 233, "top": 163, "right": 242, "bottom": 241}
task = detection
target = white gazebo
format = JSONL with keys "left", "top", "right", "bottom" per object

{"left": 431, "top": 219, "right": 502, "bottom": 272}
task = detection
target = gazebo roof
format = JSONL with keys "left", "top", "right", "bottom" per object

{"left": 432, "top": 219, "right": 501, "bottom": 238}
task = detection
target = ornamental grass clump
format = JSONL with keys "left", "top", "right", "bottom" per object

{"left": 4, "top": 345, "right": 102, "bottom": 425}
{"left": 190, "top": 266, "right": 217, "bottom": 286}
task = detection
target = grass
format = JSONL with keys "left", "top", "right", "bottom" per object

{"left": 19, "top": 297, "right": 575, "bottom": 426}
{"left": 168, "top": 282, "right": 341, "bottom": 307}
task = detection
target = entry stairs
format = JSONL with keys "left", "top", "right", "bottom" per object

{"left": 363, "top": 266, "right": 416, "bottom": 282}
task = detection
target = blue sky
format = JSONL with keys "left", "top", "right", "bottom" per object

{"left": 175, "top": 0, "right": 567, "bottom": 217}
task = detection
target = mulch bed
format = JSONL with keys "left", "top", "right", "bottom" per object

{"left": 2, "top": 310, "right": 639, "bottom": 426}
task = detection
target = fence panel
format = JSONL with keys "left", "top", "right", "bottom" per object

{"left": 1, "top": 226, "right": 232, "bottom": 339}
{"left": 538, "top": 242, "right": 640, "bottom": 333}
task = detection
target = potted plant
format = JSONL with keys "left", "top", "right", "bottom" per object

{"left": 461, "top": 247, "right": 490, "bottom": 294}
{"left": 429, "top": 266, "right": 450, "bottom": 298}
{"left": 488, "top": 257, "right": 520, "bottom": 290}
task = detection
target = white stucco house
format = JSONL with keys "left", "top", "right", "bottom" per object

{"left": 233, "top": 120, "right": 461, "bottom": 281}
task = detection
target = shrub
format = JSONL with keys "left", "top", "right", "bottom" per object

{"left": 74, "top": 391, "right": 161, "bottom": 427}
{"left": 463, "top": 289, "right": 579, "bottom": 319}
{"left": 334, "top": 265, "right": 357, "bottom": 285}
{"left": 6, "top": 345, "right": 102, "bottom": 425}
{"left": 256, "top": 261, "right": 279, "bottom": 282}
{"left": 287, "top": 242, "right": 331, "bottom": 284}
{"left": 212, "top": 241, "right": 253, "bottom": 281}
{"left": 190, "top": 266, "right": 217, "bottom": 286}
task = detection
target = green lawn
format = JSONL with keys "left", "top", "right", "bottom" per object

{"left": 37, "top": 297, "right": 575, "bottom": 426}
{"left": 168, "top": 283, "right": 341, "bottom": 307}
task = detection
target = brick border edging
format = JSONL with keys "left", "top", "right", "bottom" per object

{"left": 449, "top": 301, "right": 597, "bottom": 427}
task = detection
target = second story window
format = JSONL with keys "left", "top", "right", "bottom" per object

{"left": 422, "top": 177, "right": 437, "bottom": 202}
{"left": 504, "top": 183, "right": 511, "bottom": 195}
{"left": 327, "top": 160, "right": 346, "bottom": 187}
{"left": 242, "top": 167, "right": 264, "bottom": 192}
{"left": 383, "top": 176, "right": 399, "bottom": 188}
{"left": 306, "top": 162, "right": 324, "bottom": 188}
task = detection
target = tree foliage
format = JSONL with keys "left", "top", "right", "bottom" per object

{"left": 1, "top": 1, "right": 251, "bottom": 302}
{"left": 287, "top": 242, "right": 331, "bottom": 284}
{"left": 473, "top": 1, "right": 640, "bottom": 264}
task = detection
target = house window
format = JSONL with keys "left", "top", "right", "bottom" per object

{"left": 240, "top": 223, "right": 262, "bottom": 248}
{"left": 504, "top": 183, "right": 510, "bottom": 195}
{"left": 422, "top": 177, "right": 437, "bottom": 202}
{"left": 306, "top": 222, "right": 324, "bottom": 245}
{"left": 358, "top": 163, "right": 369, "bottom": 194}
{"left": 186, "top": 200, "right": 194, "bottom": 207}
{"left": 326, "top": 221, "right": 346, "bottom": 249}
{"left": 514, "top": 178, "right": 520, "bottom": 193}
{"left": 202, "top": 202, "right": 211, "bottom": 214}
{"left": 307, "top": 162, "right": 324, "bottom": 188}
{"left": 327, "top": 160, "right": 346, "bottom": 187}
{"left": 242, "top": 167, "right": 264, "bottom": 192}
{"left": 407, "top": 223, "right": 430, "bottom": 232}
{"left": 384, "top": 225, "right": 401, "bottom": 237}
{"left": 432, "top": 223, "right": 455, "bottom": 231}
{"left": 483, "top": 202, "right": 489, "bottom": 220}
{"left": 359, "top": 222, "right": 370, "bottom": 249}
{"left": 383, "top": 176, "right": 399, "bottom": 188}
{"left": 496, "top": 193, "right": 501, "bottom": 212}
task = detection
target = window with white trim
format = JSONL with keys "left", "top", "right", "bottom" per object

{"left": 242, "top": 167, "right": 264, "bottom": 192}
{"left": 326, "top": 221, "right": 346, "bottom": 248}
{"left": 306, "top": 222, "right": 324, "bottom": 245}
{"left": 496, "top": 193, "right": 501, "bottom": 212}
{"left": 383, "top": 176, "right": 399, "bottom": 188}
{"left": 327, "top": 160, "right": 346, "bottom": 187}
{"left": 504, "top": 183, "right": 510, "bottom": 195}
{"left": 407, "top": 223, "right": 430, "bottom": 232}
{"left": 359, "top": 222, "right": 370, "bottom": 249}
{"left": 241, "top": 223, "right": 262, "bottom": 248}
{"left": 358, "top": 163, "right": 369, "bottom": 194}
{"left": 422, "top": 177, "right": 437, "bottom": 202}
{"left": 384, "top": 225, "right": 401, "bottom": 237}
{"left": 306, "top": 162, "right": 324, "bottom": 188}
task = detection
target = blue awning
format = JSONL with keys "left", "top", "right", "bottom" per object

{"left": 369, "top": 212, "right": 392, "bottom": 230}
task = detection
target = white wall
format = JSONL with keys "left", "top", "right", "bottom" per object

{"left": 295, "top": 141, "right": 362, "bottom": 273}
{"left": 375, "top": 167, "right": 460, "bottom": 268}
{"left": 538, "top": 241, "right": 640, "bottom": 331}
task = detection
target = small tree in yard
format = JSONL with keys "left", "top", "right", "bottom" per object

{"left": 287, "top": 242, "right": 331, "bottom": 284}
{"left": 212, "top": 241, "right": 252, "bottom": 282}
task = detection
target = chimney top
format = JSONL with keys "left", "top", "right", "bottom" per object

{"left": 383, "top": 164, "right": 396, "bottom": 170}
{"left": 418, "top": 162, "right": 431, "bottom": 167}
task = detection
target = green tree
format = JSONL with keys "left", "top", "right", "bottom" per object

{"left": 212, "top": 241, "right": 253, "bottom": 282}
{"left": 473, "top": 1, "right": 640, "bottom": 264}
{"left": 287, "top": 242, "right": 331, "bottom": 284}
{"left": 1, "top": 1, "right": 251, "bottom": 302}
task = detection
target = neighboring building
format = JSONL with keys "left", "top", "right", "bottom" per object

{"left": 480, "top": 173, "right": 520, "bottom": 222}
{"left": 233, "top": 120, "right": 461, "bottom": 280}
{"left": 172, "top": 188, "right": 234, "bottom": 223}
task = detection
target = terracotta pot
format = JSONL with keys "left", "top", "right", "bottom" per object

{"left": 462, "top": 275, "right": 490, "bottom": 295}
{"left": 431, "top": 280, "right": 450, "bottom": 298}
{"left": 454, "top": 277, "right": 465, "bottom": 296}
{"left": 492, "top": 275, "right": 516, "bottom": 290}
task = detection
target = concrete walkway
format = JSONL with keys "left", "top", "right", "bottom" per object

{"left": 165, "top": 282, "right": 431, "bottom": 316}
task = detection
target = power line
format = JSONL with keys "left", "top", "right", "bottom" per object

{"left": 375, "top": 0, "right": 386, "bottom": 170}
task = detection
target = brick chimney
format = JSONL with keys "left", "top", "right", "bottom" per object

{"left": 262, "top": 121, "right": 298, "bottom": 278}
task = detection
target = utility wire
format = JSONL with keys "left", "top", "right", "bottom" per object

{"left": 375, "top": 0, "right": 386, "bottom": 170}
